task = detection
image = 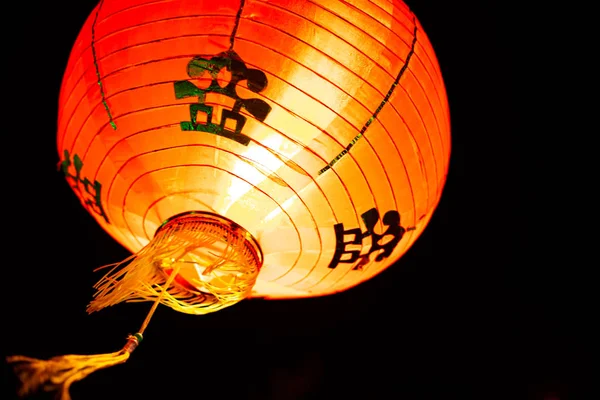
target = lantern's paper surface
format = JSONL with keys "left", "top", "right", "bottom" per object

{"left": 58, "top": 0, "right": 451, "bottom": 299}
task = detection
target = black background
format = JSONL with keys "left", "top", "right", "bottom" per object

{"left": 2, "top": 1, "right": 582, "bottom": 400}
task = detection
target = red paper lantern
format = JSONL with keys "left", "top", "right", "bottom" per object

{"left": 8, "top": 2, "right": 451, "bottom": 398}
{"left": 57, "top": 0, "right": 451, "bottom": 312}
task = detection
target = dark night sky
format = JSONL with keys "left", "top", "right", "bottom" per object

{"left": 2, "top": 1, "right": 584, "bottom": 400}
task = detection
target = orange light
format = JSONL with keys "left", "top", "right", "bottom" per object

{"left": 58, "top": 0, "right": 451, "bottom": 301}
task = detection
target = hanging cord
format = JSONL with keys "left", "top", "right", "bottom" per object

{"left": 6, "top": 264, "right": 181, "bottom": 400}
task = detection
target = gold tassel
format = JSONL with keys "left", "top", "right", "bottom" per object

{"left": 6, "top": 264, "right": 178, "bottom": 400}
{"left": 7, "top": 335, "right": 140, "bottom": 400}
{"left": 87, "top": 212, "right": 260, "bottom": 316}
{"left": 6, "top": 212, "right": 262, "bottom": 399}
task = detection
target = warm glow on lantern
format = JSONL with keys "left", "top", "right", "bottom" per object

{"left": 8, "top": 2, "right": 453, "bottom": 398}
{"left": 56, "top": 0, "right": 451, "bottom": 303}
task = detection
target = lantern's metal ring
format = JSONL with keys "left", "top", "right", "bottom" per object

{"left": 156, "top": 210, "right": 263, "bottom": 268}
{"left": 147, "top": 210, "right": 264, "bottom": 314}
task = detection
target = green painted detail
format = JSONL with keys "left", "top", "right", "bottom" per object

{"left": 60, "top": 150, "right": 109, "bottom": 224}
{"left": 318, "top": 16, "right": 419, "bottom": 175}
{"left": 174, "top": 50, "right": 272, "bottom": 146}
{"left": 91, "top": 0, "right": 117, "bottom": 130}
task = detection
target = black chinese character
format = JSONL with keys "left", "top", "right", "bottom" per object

{"left": 174, "top": 50, "right": 272, "bottom": 146}
{"left": 328, "top": 208, "right": 410, "bottom": 270}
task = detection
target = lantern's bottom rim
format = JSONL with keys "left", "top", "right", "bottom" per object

{"left": 152, "top": 210, "right": 263, "bottom": 312}
{"left": 156, "top": 210, "right": 263, "bottom": 268}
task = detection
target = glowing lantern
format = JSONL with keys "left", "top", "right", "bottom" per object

{"left": 9, "top": 0, "right": 450, "bottom": 397}
{"left": 58, "top": 0, "right": 450, "bottom": 305}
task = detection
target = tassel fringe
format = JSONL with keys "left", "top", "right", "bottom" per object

{"left": 7, "top": 334, "right": 140, "bottom": 400}
{"left": 88, "top": 213, "right": 260, "bottom": 315}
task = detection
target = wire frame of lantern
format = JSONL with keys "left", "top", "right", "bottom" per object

{"left": 57, "top": 0, "right": 450, "bottom": 309}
